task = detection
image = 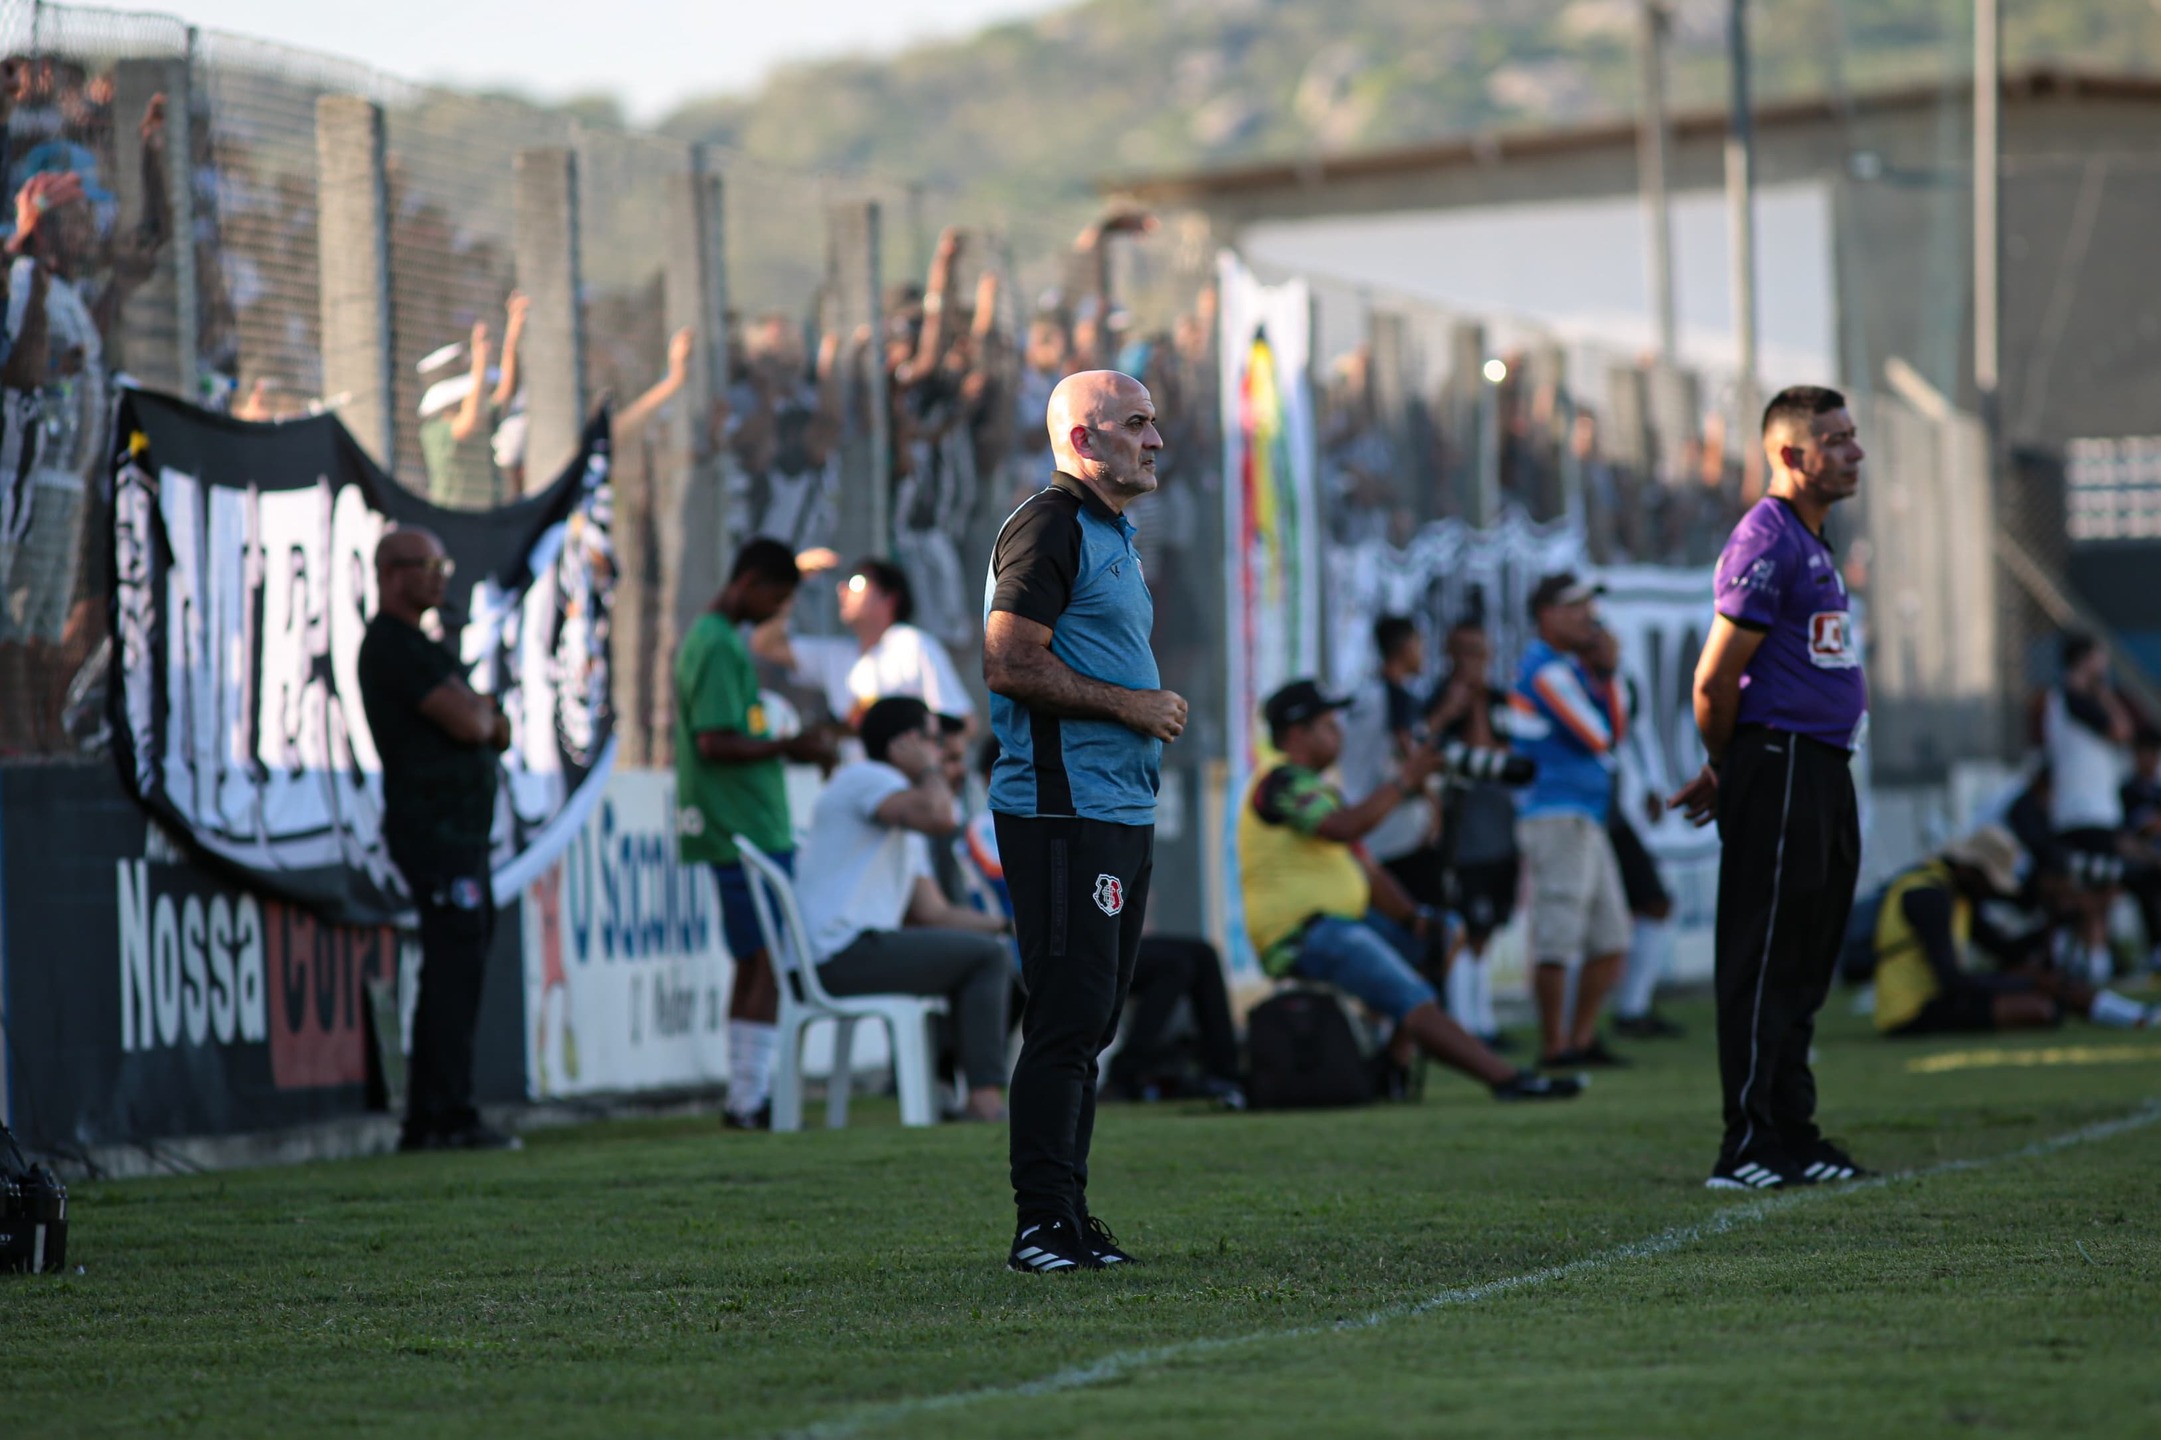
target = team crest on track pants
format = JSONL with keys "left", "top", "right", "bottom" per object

{"left": 1713, "top": 726, "right": 1861, "bottom": 1161}
{"left": 996, "top": 813, "right": 1155, "bottom": 1223}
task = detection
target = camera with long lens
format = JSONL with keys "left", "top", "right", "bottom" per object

{"left": 0, "top": 1123, "right": 67, "bottom": 1275}
{"left": 1436, "top": 740, "right": 1537, "bottom": 787}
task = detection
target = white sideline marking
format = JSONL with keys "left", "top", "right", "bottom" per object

{"left": 789, "top": 1101, "right": 2161, "bottom": 1439}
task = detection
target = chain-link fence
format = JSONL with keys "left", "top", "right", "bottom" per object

{"left": 1309, "top": 288, "right": 1755, "bottom": 568}
{"left": 0, "top": 0, "right": 1029, "bottom": 762}
{"left": 0, "top": 1, "right": 191, "bottom": 754}
{"left": 0, "top": 0, "right": 1212, "bottom": 762}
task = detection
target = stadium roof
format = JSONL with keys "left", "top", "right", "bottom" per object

{"left": 1107, "top": 67, "right": 2161, "bottom": 206}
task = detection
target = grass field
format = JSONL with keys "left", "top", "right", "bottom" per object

{"left": 7, "top": 993, "right": 2161, "bottom": 1438}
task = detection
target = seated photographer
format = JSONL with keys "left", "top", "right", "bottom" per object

{"left": 795, "top": 697, "right": 1013, "bottom": 1121}
{"left": 1874, "top": 824, "right": 2156, "bottom": 1037}
{"left": 1239, "top": 680, "right": 1580, "bottom": 1102}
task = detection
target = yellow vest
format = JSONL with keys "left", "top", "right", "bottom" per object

{"left": 1872, "top": 860, "right": 1969, "bottom": 1032}
{"left": 1237, "top": 768, "right": 1371, "bottom": 974}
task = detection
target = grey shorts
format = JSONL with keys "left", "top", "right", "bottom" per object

{"left": 0, "top": 481, "right": 82, "bottom": 645}
{"left": 1517, "top": 811, "right": 1632, "bottom": 965}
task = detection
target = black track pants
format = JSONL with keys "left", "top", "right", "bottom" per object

{"left": 396, "top": 847, "right": 496, "bottom": 1141}
{"left": 997, "top": 813, "right": 1154, "bottom": 1223}
{"left": 1713, "top": 727, "right": 1860, "bottom": 1161}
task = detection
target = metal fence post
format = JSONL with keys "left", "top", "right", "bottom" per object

{"left": 641, "top": 151, "right": 729, "bottom": 769}
{"left": 827, "top": 199, "right": 888, "bottom": 561}
{"left": 513, "top": 148, "right": 586, "bottom": 489}
{"left": 171, "top": 29, "right": 200, "bottom": 405}
{"left": 315, "top": 95, "right": 395, "bottom": 469}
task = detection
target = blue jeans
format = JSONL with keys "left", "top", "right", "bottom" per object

{"left": 1292, "top": 911, "right": 1439, "bottom": 1021}
{"left": 713, "top": 850, "right": 792, "bottom": 960}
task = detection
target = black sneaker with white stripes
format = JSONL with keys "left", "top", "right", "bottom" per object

{"left": 1793, "top": 1137, "right": 1874, "bottom": 1183}
{"left": 1491, "top": 1069, "right": 1584, "bottom": 1101}
{"left": 1705, "top": 1150, "right": 1807, "bottom": 1191}
{"left": 1081, "top": 1214, "right": 1136, "bottom": 1266}
{"left": 1008, "top": 1216, "right": 1103, "bottom": 1274}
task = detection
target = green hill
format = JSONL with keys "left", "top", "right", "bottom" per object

{"left": 657, "top": 0, "right": 2161, "bottom": 256}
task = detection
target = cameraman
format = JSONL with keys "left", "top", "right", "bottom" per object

{"left": 1342, "top": 615, "right": 1533, "bottom": 1047}
{"left": 1338, "top": 615, "right": 1445, "bottom": 914}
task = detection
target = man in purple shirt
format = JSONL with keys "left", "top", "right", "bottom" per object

{"left": 1670, "top": 386, "right": 1870, "bottom": 1192}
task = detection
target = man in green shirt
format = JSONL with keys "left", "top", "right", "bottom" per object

{"left": 677, "top": 537, "right": 839, "bottom": 1128}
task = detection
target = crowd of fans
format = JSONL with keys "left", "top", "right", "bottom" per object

{"left": 2, "top": 37, "right": 2150, "bottom": 1132}
{"left": 1233, "top": 576, "right": 1693, "bottom": 1106}
{"left": 1318, "top": 340, "right": 1757, "bottom": 564}
{"left": 668, "top": 521, "right": 1741, "bottom": 1128}
{"left": 0, "top": 55, "right": 172, "bottom": 754}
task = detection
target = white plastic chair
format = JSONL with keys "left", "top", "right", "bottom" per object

{"left": 734, "top": 837, "right": 950, "bottom": 1131}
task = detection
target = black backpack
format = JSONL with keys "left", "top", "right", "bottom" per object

{"left": 0, "top": 1123, "right": 67, "bottom": 1275}
{"left": 1246, "top": 988, "right": 1375, "bottom": 1110}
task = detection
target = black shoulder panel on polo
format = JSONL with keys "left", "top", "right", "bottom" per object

{"left": 990, "top": 486, "right": 1084, "bottom": 629}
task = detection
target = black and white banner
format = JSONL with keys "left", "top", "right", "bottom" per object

{"left": 108, "top": 390, "right": 617, "bottom": 925}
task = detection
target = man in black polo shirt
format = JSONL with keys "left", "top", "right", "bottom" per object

{"left": 985, "top": 369, "right": 1186, "bottom": 1274}
{"left": 358, "top": 527, "right": 516, "bottom": 1152}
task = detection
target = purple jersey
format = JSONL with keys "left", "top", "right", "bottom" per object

{"left": 1714, "top": 497, "right": 1868, "bottom": 750}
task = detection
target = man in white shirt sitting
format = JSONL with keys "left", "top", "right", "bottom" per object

{"left": 756, "top": 557, "right": 976, "bottom": 734}
{"left": 795, "top": 696, "right": 1013, "bottom": 1121}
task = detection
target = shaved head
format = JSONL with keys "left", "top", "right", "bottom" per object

{"left": 375, "top": 526, "right": 442, "bottom": 571}
{"left": 1047, "top": 369, "right": 1162, "bottom": 512}
{"left": 374, "top": 526, "right": 452, "bottom": 623}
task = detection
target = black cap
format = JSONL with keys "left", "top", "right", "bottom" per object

{"left": 1528, "top": 570, "right": 1605, "bottom": 620}
{"left": 1264, "top": 679, "right": 1352, "bottom": 739}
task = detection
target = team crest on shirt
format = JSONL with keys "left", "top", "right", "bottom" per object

{"left": 1808, "top": 612, "right": 1858, "bottom": 668}
{"left": 1093, "top": 874, "right": 1125, "bottom": 916}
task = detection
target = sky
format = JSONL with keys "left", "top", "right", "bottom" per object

{"left": 165, "top": 0, "right": 1066, "bottom": 122}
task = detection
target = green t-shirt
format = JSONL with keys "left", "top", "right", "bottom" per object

{"left": 420, "top": 409, "right": 504, "bottom": 511}
{"left": 674, "top": 611, "right": 791, "bottom": 865}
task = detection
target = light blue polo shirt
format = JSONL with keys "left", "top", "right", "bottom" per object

{"left": 983, "top": 473, "right": 1160, "bottom": 826}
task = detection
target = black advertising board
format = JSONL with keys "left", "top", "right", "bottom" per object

{"left": 0, "top": 764, "right": 525, "bottom": 1149}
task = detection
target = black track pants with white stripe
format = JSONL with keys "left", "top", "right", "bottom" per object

{"left": 999, "top": 813, "right": 1154, "bottom": 1224}
{"left": 1712, "top": 726, "right": 1860, "bottom": 1161}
